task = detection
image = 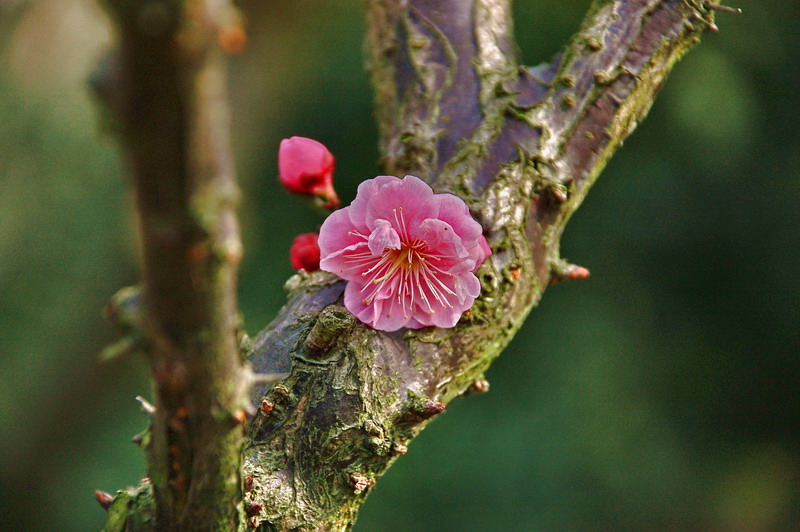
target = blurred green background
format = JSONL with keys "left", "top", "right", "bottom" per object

{"left": 1, "top": 0, "right": 797, "bottom": 530}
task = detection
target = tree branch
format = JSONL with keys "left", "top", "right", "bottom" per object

{"left": 99, "top": 0, "right": 247, "bottom": 530}
{"left": 98, "top": 0, "right": 724, "bottom": 529}
{"left": 241, "top": 0, "right": 716, "bottom": 530}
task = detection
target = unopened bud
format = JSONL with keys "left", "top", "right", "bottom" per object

{"left": 290, "top": 233, "right": 321, "bottom": 272}
{"left": 278, "top": 136, "right": 339, "bottom": 209}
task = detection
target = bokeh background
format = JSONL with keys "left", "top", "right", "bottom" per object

{"left": 1, "top": 0, "right": 798, "bottom": 530}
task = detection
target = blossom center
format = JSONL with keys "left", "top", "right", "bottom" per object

{"left": 354, "top": 236, "right": 456, "bottom": 318}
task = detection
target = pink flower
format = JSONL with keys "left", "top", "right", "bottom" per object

{"left": 289, "top": 233, "right": 321, "bottom": 272}
{"left": 278, "top": 136, "right": 340, "bottom": 209}
{"left": 319, "top": 175, "right": 491, "bottom": 332}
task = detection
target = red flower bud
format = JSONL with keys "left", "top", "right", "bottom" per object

{"left": 290, "top": 233, "right": 321, "bottom": 272}
{"left": 278, "top": 137, "right": 339, "bottom": 209}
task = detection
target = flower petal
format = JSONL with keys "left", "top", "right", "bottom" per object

{"left": 344, "top": 280, "right": 377, "bottom": 327}
{"left": 469, "top": 234, "right": 492, "bottom": 269}
{"left": 372, "top": 290, "right": 414, "bottom": 332}
{"left": 368, "top": 219, "right": 401, "bottom": 257}
{"left": 418, "top": 218, "right": 474, "bottom": 276}
{"left": 365, "top": 175, "right": 439, "bottom": 237}
{"left": 348, "top": 175, "right": 402, "bottom": 232}
{"left": 434, "top": 192, "right": 483, "bottom": 242}
{"left": 413, "top": 272, "right": 480, "bottom": 328}
{"left": 319, "top": 208, "right": 361, "bottom": 257}
{"left": 319, "top": 241, "right": 371, "bottom": 281}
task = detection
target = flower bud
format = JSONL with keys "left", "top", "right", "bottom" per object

{"left": 278, "top": 137, "right": 339, "bottom": 209}
{"left": 289, "top": 233, "right": 321, "bottom": 272}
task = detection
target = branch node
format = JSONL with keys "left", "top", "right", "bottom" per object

{"left": 585, "top": 36, "right": 603, "bottom": 52}
{"left": 547, "top": 182, "right": 569, "bottom": 204}
{"left": 471, "top": 379, "right": 491, "bottom": 394}
{"left": 349, "top": 473, "right": 375, "bottom": 494}
{"left": 390, "top": 442, "right": 409, "bottom": 456}
{"left": 271, "top": 384, "right": 291, "bottom": 403}
{"left": 245, "top": 501, "right": 264, "bottom": 517}
{"left": 303, "top": 304, "right": 356, "bottom": 360}
{"left": 95, "top": 490, "right": 114, "bottom": 511}
{"left": 260, "top": 398, "right": 274, "bottom": 415}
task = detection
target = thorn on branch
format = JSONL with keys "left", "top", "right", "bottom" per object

{"left": 95, "top": 490, "right": 114, "bottom": 511}
{"left": 706, "top": 2, "right": 742, "bottom": 14}
{"left": 135, "top": 396, "right": 156, "bottom": 417}
{"left": 132, "top": 428, "right": 149, "bottom": 448}
{"left": 99, "top": 336, "right": 142, "bottom": 362}
{"left": 396, "top": 391, "right": 446, "bottom": 426}
{"left": 233, "top": 409, "right": 248, "bottom": 424}
{"left": 550, "top": 260, "right": 591, "bottom": 285}
{"left": 471, "top": 379, "right": 491, "bottom": 394}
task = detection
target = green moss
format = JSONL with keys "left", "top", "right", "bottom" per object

{"left": 102, "top": 481, "right": 155, "bottom": 532}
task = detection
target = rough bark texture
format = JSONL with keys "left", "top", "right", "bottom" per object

{"left": 98, "top": 0, "right": 726, "bottom": 530}
{"left": 243, "top": 1, "right": 717, "bottom": 530}
{"left": 100, "top": 1, "right": 247, "bottom": 530}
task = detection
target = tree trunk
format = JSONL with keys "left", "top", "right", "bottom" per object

{"left": 99, "top": 1, "right": 247, "bottom": 530}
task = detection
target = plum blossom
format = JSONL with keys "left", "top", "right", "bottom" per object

{"left": 319, "top": 175, "right": 491, "bottom": 332}
{"left": 289, "top": 233, "right": 321, "bottom": 272}
{"left": 278, "top": 136, "right": 339, "bottom": 209}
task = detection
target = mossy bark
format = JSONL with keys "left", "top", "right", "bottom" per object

{"left": 243, "top": 1, "right": 717, "bottom": 530}
{"left": 99, "top": 0, "right": 724, "bottom": 530}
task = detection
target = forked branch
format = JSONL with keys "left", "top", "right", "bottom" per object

{"left": 100, "top": 0, "right": 722, "bottom": 530}
{"left": 242, "top": 0, "right": 716, "bottom": 530}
